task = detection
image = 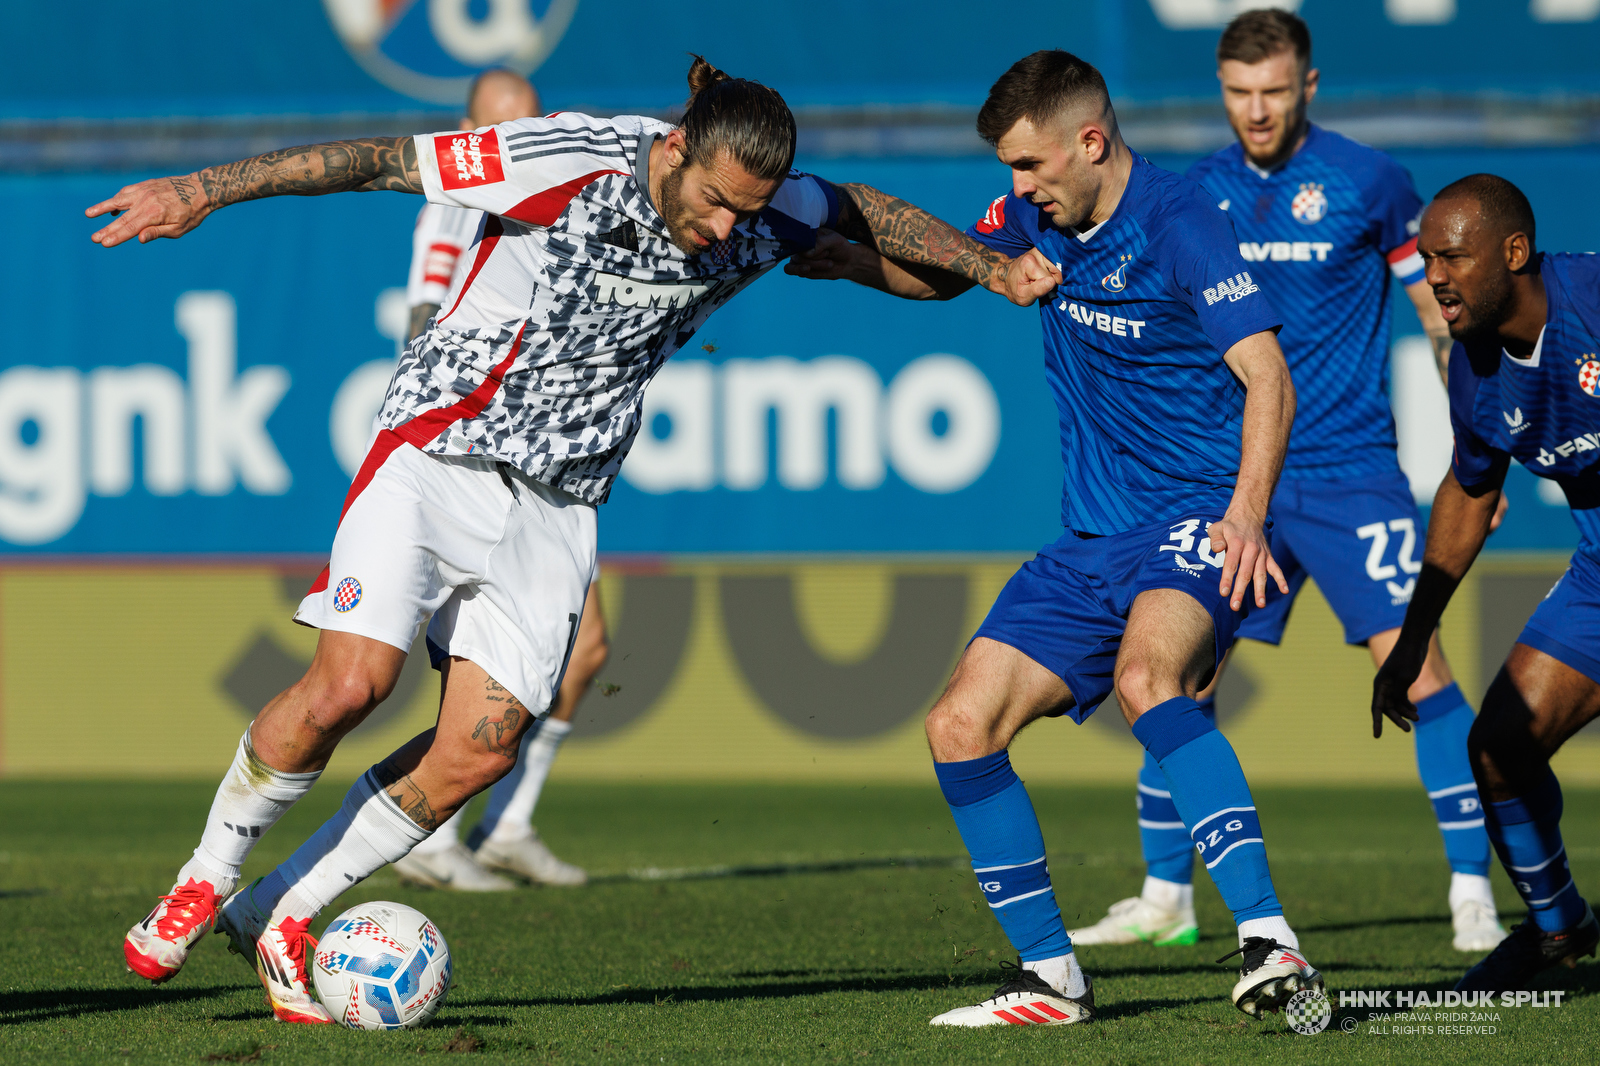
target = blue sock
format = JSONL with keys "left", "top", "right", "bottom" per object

{"left": 1138, "top": 696, "right": 1212, "bottom": 885}
{"left": 1132, "top": 698, "right": 1281, "bottom": 924}
{"left": 1484, "top": 770, "right": 1587, "bottom": 933}
{"left": 935, "top": 750, "right": 1072, "bottom": 962}
{"left": 1413, "top": 683, "right": 1492, "bottom": 877}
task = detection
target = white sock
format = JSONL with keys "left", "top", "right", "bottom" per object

{"left": 1024, "top": 953, "right": 1088, "bottom": 999}
{"left": 177, "top": 730, "right": 320, "bottom": 895}
{"left": 1238, "top": 915, "right": 1298, "bottom": 950}
{"left": 264, "top": 769, "right": 430, "bottom": 923}
{"left": 1141, "top": 876, "right": 1193, "bottom": 913}
{"left": 478, "top": 717, "right": 570, "bottom": 845}
{"left": 1449, "top": 872, "right": 1496, "bottom": 910}
{"left": 410, "top": 808, "right": 466, "bottom": 855}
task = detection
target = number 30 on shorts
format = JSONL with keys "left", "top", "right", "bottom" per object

{"left": 1158, "top": 518, "right": 1225, "bottom": 572}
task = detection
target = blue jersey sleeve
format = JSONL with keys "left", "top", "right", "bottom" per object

{"left": 964, "top": 192, "right": 1037, "bottom": 257}
{"left": 1364, "top": 155, "right": 1426, "bottom": 286}
{"left": 1446, "top": 344, "right": 1510, "bottom": 488}
{"left": 1161, "top": 198, "right": 1282, "bottom": 357}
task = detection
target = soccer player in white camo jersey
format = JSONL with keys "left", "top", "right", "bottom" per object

{"left": 92, "top": 56, "right": 1059, "bottom": 1024}
{"left": 393, "top": 67, "right": 601, "bottom": 894}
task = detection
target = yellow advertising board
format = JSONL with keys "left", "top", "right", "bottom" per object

{"left": 1, "top": 554, "right": 1595, "bottom": 785}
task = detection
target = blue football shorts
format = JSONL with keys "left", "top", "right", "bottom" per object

{"left": 974, "top": 512, "right": 1255, "bottom": 723}
{"left": 1518, "top": 549, "right": 1600, "bottom": 686}
{"left": 1237, "top": 469, "right": 1422, "bottom": 646}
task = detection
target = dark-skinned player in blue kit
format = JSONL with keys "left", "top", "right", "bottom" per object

{"left": 1374, "top": 174, "right": 1600, "bottom": 992}
{"left": 1071, "top": 9, "right": 1506, "bottom": 955}
{"left": 790, "top": 49, "right": 1320, "bottom": 1026}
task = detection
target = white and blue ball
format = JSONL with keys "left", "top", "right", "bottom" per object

{"left": 312, "top": 901, "right": 451, "bottom": 1030}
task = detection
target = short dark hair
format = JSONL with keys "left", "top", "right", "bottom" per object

{"left": 976, "top": 50, "right": 1113, "bottom": 147}
{"left": 679, "top": 55, "right": 796, "bottom": 182}
{"left": 1217, "top": 8, "right": 1312, "bottom": 70}
{"left": 1435, "top": 173, "right": 1538, "bottom": 247}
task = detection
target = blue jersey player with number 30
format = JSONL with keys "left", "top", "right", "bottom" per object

{"left": 791, "top": 49, "right": 1321, "bottom": 1026}
{"left": 1070, "top": 10, "right": 1507, "bottom": 957}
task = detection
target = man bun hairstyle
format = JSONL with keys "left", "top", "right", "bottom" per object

{"left": 1217, "top": 8, "right": 1312, "bottom": 71}
{"left": 679, "top": 55, "right": 796, "bottom": 182}
{"left": 976, "top": 50, "right": 1114, "bottom": 148}
{"left": 1435, "top": 173, "right": 1538, "bottom": 248}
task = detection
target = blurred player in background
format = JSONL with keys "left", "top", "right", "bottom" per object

{"left": 1375, "top": 175, "right": 1599, "bottom": 990}
{"left": 1069, "top": 9, "right": 1506, "bottom": 955}
{"left": 97, "top": 56, "right": 1056, "bottom": 1024}
{"left": 394, "top": 66, "right": 600, "bottom": 893}
{"left": 794, "top": 49, "right": 1322, "bottom": 1025}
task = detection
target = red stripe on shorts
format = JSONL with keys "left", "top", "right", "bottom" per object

{"left": 305, "top": 321, "right": 528, "bottom": 597}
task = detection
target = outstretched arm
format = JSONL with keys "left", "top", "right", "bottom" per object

{"left": 1210, "top": 330, "right": 1294, "bottom": 613}
{"left": 1371, "top": 465, "right": 1505, "bottom": 736}
{"left": 825, "top": 181, "right": 1061, "bottom": 306}
{"left": 785, "top": 229, "right": 978, "bottom": 301}
{"left": 87, "top": 137, "right": 421, "bottom": 248}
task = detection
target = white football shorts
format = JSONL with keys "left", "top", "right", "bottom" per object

{"left": 295, "top": 437, "right": 597, "bottom": 716}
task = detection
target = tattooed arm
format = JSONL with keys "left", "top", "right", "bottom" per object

{"left": 825, "top": 181, "right": 1062, "bottom": 306}
{"left": 85, "top": 137, "right": 421, "bottom": 248}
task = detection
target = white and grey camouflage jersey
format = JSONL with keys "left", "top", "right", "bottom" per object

{"left": 381, "top": 112, "right": 839, "bottom": 505}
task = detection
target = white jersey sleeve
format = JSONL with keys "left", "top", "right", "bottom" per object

{"left": 405, "top": 203, "right": 484, "bottom": 308}
{"left": 413, "top": 115, "right": 636, "bottom": 226}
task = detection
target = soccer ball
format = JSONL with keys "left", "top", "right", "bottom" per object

{"left": 312, "top": 901, "right": 452, "bottom": 1030}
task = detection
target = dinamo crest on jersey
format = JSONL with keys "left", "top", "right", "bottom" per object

{"left": 1291, "top": 182, "right": 1328, "bottom": 225}
{"left": 1580, "top": 357, "right": 1600, "bottom": 397}
{"left": 1102, "top": 254, "right": 1132, "bottom": 292}
{"left": 323, "top": 0, "right": 579, "bottom": 105}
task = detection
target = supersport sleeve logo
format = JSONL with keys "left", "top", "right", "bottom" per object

{"left": 974, "top": 194, "right": 1007, "bottom": 234}
{"left": 436, "top": 130, "right": 505, "bottom": 190}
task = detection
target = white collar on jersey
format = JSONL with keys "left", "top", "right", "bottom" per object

{"left": 1245, "top": 157, "right": 1280, "bottom": 180}
{"left": 1069, "top": 217, "right": 1109, "bottom": 243}
{"left": 1503, "top": 325, "right": 1545, "bottom": 368}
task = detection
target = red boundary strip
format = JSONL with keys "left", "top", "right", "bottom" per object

{"left": 502, "top": 169, "right": 626, "bottom": 226}
{"left": 307, "top": 322, "right": 528, "bottom": 595}
{"left": 438, "top": 216, "right": 504, "bottom": 324}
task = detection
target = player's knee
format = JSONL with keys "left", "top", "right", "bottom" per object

{"left": 1113, "top": 659, "right": 1166, "bottom": 723}
{"left": 304, "top": 665, "right": 396, "bottom": 728}
{"left": 924, "top": 700, "right": 973, "bottom": 759}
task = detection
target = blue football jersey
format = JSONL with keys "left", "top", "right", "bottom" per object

{"left": 966, "top": 155, "right": 1281, "bottom": 536}
{"left": 1450, "top": 253, "right": 1600, "bottom": 558}
{"left": 1187, "top": 125, "right": 1425, "bottom": 481}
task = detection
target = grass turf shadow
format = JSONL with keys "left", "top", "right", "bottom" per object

{"left": 0, "top": 984, "right": 245, "bottom": 1024}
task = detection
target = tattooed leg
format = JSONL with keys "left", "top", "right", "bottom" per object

{"left": 472, "top": 679, "right": 526, "bottom": 759}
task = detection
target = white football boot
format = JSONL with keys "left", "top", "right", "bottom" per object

{"left": 393, "top": 842, "right": 516, "bottom": 892}
{"left": 215, "top": 878, "right": 334, "bottom": 1024}
{"left": 1220, "top": 937, "right": 1324, "bottom": 1017}
{"left": 1068, "top": 896, "right": 1199, "bottom": 946}
{"left": 124, "top": 877, "right": 223, "bottom": 983}
{"left": 929, "top": 962, "right": 1094, "bottom": 1027}
{"left": 1452, "top": 898, "right": 1509, "bottom": 952}
{"left": 475, "top": 830, "right": 588, "bottom": 886}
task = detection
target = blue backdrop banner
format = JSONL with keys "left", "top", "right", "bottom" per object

{"left": 7, "top": 2, "right": 1600, "bottom": 118}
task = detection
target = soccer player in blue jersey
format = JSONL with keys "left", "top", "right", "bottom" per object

{"left": 792, "top": 49, "right": 1321, "bottom": 1025}
{"left": 1071, "top": 9, "right": 1506, "bottom": 955}
{"left": 1374, "top": 174, "right": 1600, "bottom": 990}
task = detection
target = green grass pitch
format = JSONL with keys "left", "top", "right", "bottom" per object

{"left": 2, "top": 779, "right": 1597, "bottom": 1064}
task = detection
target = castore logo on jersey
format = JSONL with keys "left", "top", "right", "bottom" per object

{"left": 323, "top": 0, "right": 579, "bottom": 105}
